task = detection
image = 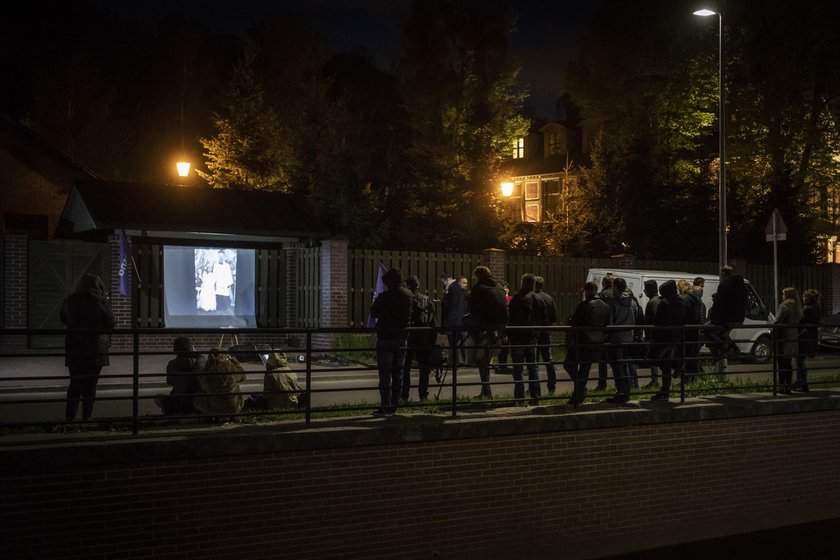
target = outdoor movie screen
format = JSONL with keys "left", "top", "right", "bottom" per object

{"left": 162, "top": 245, "right": 257, "bottom": 328}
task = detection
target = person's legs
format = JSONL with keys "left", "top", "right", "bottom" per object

{"left": 417, "top": 346, "right": 431, "bottom": 400}
{"left": 510, "top": 346, "right": 526, "bottom": 403}
{"left": 608, "top": 345, "right": 630, "bottom": 401}
{"left": 571, "top": 359, "right": 592, "bottom": 406}
{"left": 537, "top": 331, "right": 557, "bottom": 393}
{"left": 648, "top": 365, "right": 660, "bottom": 386}
{"left": 401, "top": 346, "right": 416, "bottom": 401}
{"left": 65, "top": 367, "right": 84, "bottom": 421}
{"left": 80, "top": 366, "right": 102, "bottom": 420}
{"left": 389, "top": 341, "right": 407, "bottom": 412}
{"left": 524, "top": 345, "right": 541, "bottom": 405}
{"left": 446, "top": 332, "right": 460, "bottom": 368}
{"left": 376, "top": 342, "right": 395, "bottom": 411}
{"left": 777, "top": 355, "right": 793, "bottom": 393}
{"left": 597, "top": 346, "right": 609, "bottom": 390}
{"left": 794, "top": 355, "right": 809, "bottom": 391}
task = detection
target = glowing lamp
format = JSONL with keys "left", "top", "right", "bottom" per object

{"left": 176, "top": 161, "right": 191, "bottom": 177}
{"left": 501, "top": 182, "right": 515, "bottom": 197}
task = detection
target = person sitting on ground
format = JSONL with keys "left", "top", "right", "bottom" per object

{"left": 155, "top": 337, "right": 204, "bottom": 415}
{"left": 262, "top": 351, "right": 306, "bottom": 409}
{"left": 193, "top": 349, "right": 247, "bottom": 418}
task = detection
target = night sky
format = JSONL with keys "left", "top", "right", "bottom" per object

{"left": 86, "top": 0, "right": 601, "bottom": 119}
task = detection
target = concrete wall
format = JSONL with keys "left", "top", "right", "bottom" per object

{"left": 3, "top": 396, "right": 840, "bottom": 560}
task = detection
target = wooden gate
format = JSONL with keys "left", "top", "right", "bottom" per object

{"left": 28, "top": 240, "right": 111, "bottom": 348}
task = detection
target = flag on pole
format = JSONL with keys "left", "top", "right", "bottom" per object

{"left": 365, "top": 262, "right": 388, "bottom": 328}
{"left": 118, "top": 229, "right": 131, "bottom": 297}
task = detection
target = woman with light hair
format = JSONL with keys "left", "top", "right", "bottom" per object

{"left": 774, "top": 287, "right": 803, "bottom": 394}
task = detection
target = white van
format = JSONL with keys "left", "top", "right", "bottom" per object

{"left": 586, "top": 268, "right": 774, "bottom": 363}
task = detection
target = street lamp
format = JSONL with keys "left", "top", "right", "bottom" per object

{"left": 176, "top": 161, "right": 191, "bottom": 178}
{"left": 501, "top": 181, "right": 515, "bottom": 197}
{"left": 694, "top": 8, "right": 726, "bottom": 273}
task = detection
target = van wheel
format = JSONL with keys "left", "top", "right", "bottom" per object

{"left": 750, "top": 335, "right": 772, "bottom": 364}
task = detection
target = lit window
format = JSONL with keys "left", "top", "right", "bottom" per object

{"left": 547, "top": 132, "right": 559, "bottom": 155}
{"left": 512, "top": 137, "right": 524, "bottom": 159}
{"left": 524, "top": 181, "right": 540, "bottom": 222}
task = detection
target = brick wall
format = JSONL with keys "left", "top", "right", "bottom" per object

{"left": 3, "top": 403, "right": 840, "bottom": 560}
{"left": 314, "top": 238, "right": 348, "bottom": 349}
{"left": 1, "top": 234, "right": 28, "bottom": 350}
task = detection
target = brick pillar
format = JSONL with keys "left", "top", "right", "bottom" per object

{"left": 824, "top": 263, "right": 840, "bottom": 316}
{"left": 2, "top": 234, "right": 28, "bottom": 350}
{"left": 313, "top": 238, "right": 348, "bottom": 350}
{"left": 481, "top": 248, "right": 507, "bottom": 281}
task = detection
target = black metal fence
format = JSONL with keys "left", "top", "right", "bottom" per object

{"left": 0, "top": 323, "right": 833, "bottom": 437}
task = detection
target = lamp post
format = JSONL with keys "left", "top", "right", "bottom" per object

{"left": 694, "top": 8, "right": 726, "bottom": 273}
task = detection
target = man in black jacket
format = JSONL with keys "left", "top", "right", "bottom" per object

{"left": 650, "top": 280, "right": 687, "bottom": 401}
{"left": 706, "top": 266, "right": 747, "bottom": 371}
{"left": 566, "top": 281, "right": 609, "bottom": 408}
{"left": 508, "top": 273, "right": 540, "bottom": 405}
{"left": 370, "top": 268, "right": 413, "bottom": 415}
{"left": 464, "top": 266, "right": 508, "bottom": 398}
{"left": 60, "top": 273, "right": 115, "bottom": 422}
{"left": 155, "top": 337, "right": 205, "bottom": 415}
{"left": 402, "top": 275, "right": 436, "bottom": 402}
{"left": 440, "top": 272, "right": 467, "bottom": 368}
{"left": 534, "top": 276, "right": 558, "bottom": 393}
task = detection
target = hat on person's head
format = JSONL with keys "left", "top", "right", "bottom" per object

{"left": 173, "top": 337, "right": 192, "bottom": 353}
{"left": 406, "top": 275, "right": 420, "bottom": 290}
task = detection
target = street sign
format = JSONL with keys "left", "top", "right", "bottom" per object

{"left": 765, "top": 209, "right": 788, "bottom": 242}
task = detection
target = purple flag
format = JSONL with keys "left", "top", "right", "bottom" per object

{"left": 365, "top": 262, "right": 388, "bottom": 328}
{"left": 118, "top": 229, "right": 131, "bottom": 297}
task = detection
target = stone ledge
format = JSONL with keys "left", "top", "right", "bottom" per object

{"left": 2, "top": 389, "right": 839, "bottom": 471}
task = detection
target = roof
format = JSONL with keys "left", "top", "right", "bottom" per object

{"left": 0, "top": 115, "right": 99, "bottom": 184}
{"left": 59, "top": 180, "right": 330, "bottom": 241}
{"left": 503, "top": 154, "right": 569, "bottom": 178}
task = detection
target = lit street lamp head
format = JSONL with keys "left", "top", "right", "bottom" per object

{"left": 176, "top": 161, "right": 191, "bottom": 178}
{"left": 501, "top": 181, "right": 514, "bottom": 197}
{"left": 693, "top": 9, "right": 718, "bottom": 16}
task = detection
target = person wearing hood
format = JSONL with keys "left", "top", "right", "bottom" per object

{"left": 605, "top": 277, "right": 643, "bottom": 404}
{"left": 263, "top": 351, "right": 305, "bottom": 409}
{"left": 678, "top": 279, "right": 703, "bottom": 377}
{"left": 463, "top": 266, "right": 509, "bottom": 399}
{"left": 642, "top": 280, "right": 661, "bottom": 387}
{"left": 507, "top": 273, "right": 541, "bottom": 405}
{"left": 370, "top": 267, "right": 413, "bottom": 415}
{"left": 650, "top": 280, "right": 687, "bottom": 401}
{"left": 595, "top": 274, "right": 616, "bottom": 390}
{"left": 60, "top": 273, "right": 115, "bottom": 422}
{"left": 194, "top": 349, "right": 248, "bottom": 418}
{"left": 155, "top": 337, "right": 204, "bottom": 415}
{"left": 706, "top": 266, "right": 747, "bottom": 371}
{"left": 774, "top": 287, "right": 803, "bottom": 394}
{"left": 565, "top": 281, "right": 610, "bottom": 408}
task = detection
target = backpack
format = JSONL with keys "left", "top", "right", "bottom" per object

{"left": 410, "top": 292, "right": 435, "bottom": 327}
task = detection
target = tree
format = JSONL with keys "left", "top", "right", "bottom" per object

{"left": 399, "top": 0, "right": 530, "bottom": 250}
{"left": 197, "top": 54, "right": 292, "bottom": 190}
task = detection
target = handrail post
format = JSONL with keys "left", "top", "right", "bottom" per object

{"left": 132, "top": 330, "right": 140, "bottom": 436}
{"left": 305, "top": 331, "right": 312, "bottom": 425}
{"left": 771, "top": 323, "right": 778, "bottom": 395}
{"left": 451, "top": 329, "right": 458, "bottom": 417}
{"left": 679, "top": 326, "right": 686, "bottom": 403}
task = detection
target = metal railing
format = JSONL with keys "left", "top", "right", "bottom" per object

{"left": 0, "top": 323, "right": 832, "bottom": 436}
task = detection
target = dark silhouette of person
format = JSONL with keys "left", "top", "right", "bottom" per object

{"left": 60, "top": 273, "right": 114, "bottom": 422}
{"left": 370, "top": 268, "right": 413, "bottom": 415}
{"left": 155, "top": 337, "right": 204, "bottom": 414}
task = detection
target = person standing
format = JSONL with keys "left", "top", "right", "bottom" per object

{"left": 402, "top": 275, "right": 436, "bottom": 402}
{"left": 496, "top": 281, "right": 513, "bottom": 373}
{"left": 774, "top": 287, "right": 803, "bottom": 394}
{"left": 678, "top": 279, "right": 703, "bottom": 377}
{"left": 440, "top": 272, "right": 467, "bottom": 368}
{"left": 213, "top": 250, "right": 234, "bottom": 311}
{"left": 566, "top": 282, "right": 610, "bottom": 408}
{"left": 60, "top": 273, "right": 115, "bottom": 422}
{"left": 463, "top": 266, "right": 509, "bottom": 398}
{"left": 507, "top": 273, "right": 541, "bottom": 405}
{"left": 693, "top": 277, "right": 708, "bottom": 323}
{"left": 534, "top": 276, "right": 558, "bottom": 394}
{"left": 370, "top": 268, "right": 413, "bottom": 415}
{"left": 595, "top": 274, "right": 615, "bottom": 390}
{"left": 605, "top": 277, "right": 643, "bottom": 404}
{"left": 650, "top": 280, "right": 687, "bottom": 401}
{"left": 642, "top": 280, "right": 661, "bottom": 387}
{"left": 795, "top": 289, "right": 821, "bottom": 393}
{"left": 706, "top": 266, "right": 747, "bottom": 371}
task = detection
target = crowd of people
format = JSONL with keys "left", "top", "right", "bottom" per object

{"left": 56, "top": 267, "right": 824, "bottom": 424}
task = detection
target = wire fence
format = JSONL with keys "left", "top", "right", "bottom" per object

{"left": 0, "top": 323, "right": 834, "bottom": 437}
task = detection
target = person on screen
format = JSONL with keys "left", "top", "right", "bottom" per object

{"left": 213, "top": 250, "right": 234, "bottom": 311}
{"left": 198, "top": 264, "right": 217, "bottom": 311}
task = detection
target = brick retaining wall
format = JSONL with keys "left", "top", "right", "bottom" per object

{"left": 3, "top": 396, "right": 840, "bottom": 560}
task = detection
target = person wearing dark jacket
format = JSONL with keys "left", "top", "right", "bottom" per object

{"left": 795, "top": 289, "right": 821, "bottom": 392}
{"left": 402, "top": 275, "right": 436, "bottom": 401}
{"left": 566, "top": 282, "right": 609, "bottom": 408}
{"left": 774, "top": 287, "right": 802, "bottom": 394}
{"left": 464, "top": 266, "right": 509, "bottom": 398}
{"left": 678, "top": 279, "right": 703, "bottom": 376}
{"left": 643, "top": 280, "right": 661, "bottom": 387}
{"left": 155, "top": 337, "right": 204, "bottom": 414}
{"left": 651, "top": 280, "right": 687, "bottom": 401}
{"left": 605, "top": 277, "right": 643, "bottom": 404}
{"left": 440, "top": 272, "right": 467, "bottom": 368}
{"left": 370, "top": 268, "right": 413, "bottom": 415}
{"left": 534, "top": 276, "right": 558, "bottom": 393}
{"left": 595, "top": 274, "right": 615, "bottom": 390}
{"left": 60, "top": 273, "right": 115, "bottom": 422}
{"left": 508, "top": 274, "right": 541, "bottom": 405}
{"left": 706, "top": 266, "right": 747, "bottom": 369}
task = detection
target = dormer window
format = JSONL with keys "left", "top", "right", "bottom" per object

{"left": 546, "top": 131, "right": 560, "bottom": 155}
{"left": 512, "top": 137, "right": 524, "bottom": 159}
